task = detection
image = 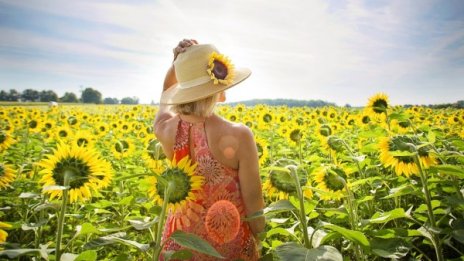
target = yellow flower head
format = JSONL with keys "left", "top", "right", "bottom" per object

{"left": 379, "top": 135, "right": 437, "bottom": 177}
{"left": 37, "top": 143, "right": 113, "bottom": 203}
{"left": 147, "top": 156, "right": 204, "bottom": 212}
{"left": 207, "top": 52, "right": 235, "bottom": 85}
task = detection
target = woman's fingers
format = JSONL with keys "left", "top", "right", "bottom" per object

{"left": 173, "top": 39, "right": 198, "bottom": 60}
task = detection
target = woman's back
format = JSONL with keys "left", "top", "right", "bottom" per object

{"left": 156, "top": 114, "right": 245, "bottom": 170}
{"left": 158, "top": 114, "right": 259, "bottom": 260}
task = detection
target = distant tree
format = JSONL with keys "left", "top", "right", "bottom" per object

{"left": 344, "top": 104, "right": 352, "bottom": 108}
{"left": 120, "top": 97, "right": 139, "bottom": 105}
{"left": 457, "top": 100, "right": 464, "bottom": 109}
{"left": 22, "top": 89, "right": 40, "bottom": 102}
{"left": 39, "top": 90, "right": 58, "bottom": 102}
{"left": 0, "top": 90, "right": 8, "bottom": 101}
{"left": 81, "top": 87, "right": 102, "bottom": 104}
{"left": 103, "top": 97, "right": 119, "bottom": 104}
{"left": 8, "top": 89, "right": 20, "bottom": 101}
{"left": 60, "top": 92, "right": 79, "bottom": 103}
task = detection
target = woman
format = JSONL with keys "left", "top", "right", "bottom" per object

{"left": 154, "top": 39, "right": 265, "bottom": 260}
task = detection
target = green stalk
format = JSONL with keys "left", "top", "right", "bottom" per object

{"left": 289, "top": 166, "right": 310, "bottom": 248}
{"left": 413, "top": 154, "right": 444, "bottom": 261}
{"left": 153, "top": 182, "right": 173, "bottom": 261}
{"left": 344, "top": 182, "right": 364, "bottom": 261}
{"left": 56, "top": 171, "right": 71, "bottom": 261}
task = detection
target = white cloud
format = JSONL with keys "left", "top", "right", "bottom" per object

{"left": 1, "top": 0, "right": 463, "bottom": 105}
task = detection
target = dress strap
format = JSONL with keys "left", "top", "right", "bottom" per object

{"left": 173, "top": 117, "right": 192, "bottom": 162}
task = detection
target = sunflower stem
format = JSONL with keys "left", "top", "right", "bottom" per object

{"left": 153, "top": 181, "right": 173, "bottom": 261}
{"left": 289, "top": 166, "right": 311, "bottom": 249}
{"left": 344, "top": 182, "right": 364, "bottom": 261}
{"left": 413, "top": 153, "right": 444, "bottom": 261}
{"left": 56, "top": 171, "right": 71, "bottom": 261}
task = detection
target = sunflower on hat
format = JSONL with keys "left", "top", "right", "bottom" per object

{"left": 207, "top": 52, "right": 235, "bottom": 85}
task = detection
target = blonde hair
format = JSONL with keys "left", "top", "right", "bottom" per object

{"left": 172, "top": 93, "right": 220, "bottom": 117}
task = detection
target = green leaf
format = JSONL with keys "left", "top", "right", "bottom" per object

{"left": 164, "top": 249, "right": 193, "bottom": 260}
{"left": 275, "top": 242, "right": 342, "bottom": 261}
{"left": 79, "top": 223, "right": 101, "bottom": 236}
{"left": 128, "top": 218, "right": 158, "bottom": 230}
{"left": 169, "top": 230, "right": 223, "bottom": 259}
{"left": 322, "top": 222, "right": 370, "bottom": 250}
{"left": 371, "top": 238, "right": 410, "bottom": 258}
{"left": 350, "top": 177, "right": 381, "bottom": 188}
{"left": 119, "top": 195, "right": 134, "bottom": 206}
{"left": 371, "top": 228, "right": 421, "bottom": 238}
{"left": 366, "top": 208, "right": 411, "bottom": 224}
{"left": 430, "top": 165, "right": 464, "bottom": 179}
{"left": 0, "top": 248, "right": 54, "bottom": 258}
{"left": 18, "top": 192, "right": 40, "bottom": 199}
{"left": 84, "top": 232, "right": 150, "bottom": 252}
{"left": 383, "top": 184, "right": 417, "bottom": 199}
{"left": 263, "top": 200, "right": 297, "bottom": 215}
{"left": 61, "top": 253, "right": 78, "bottom": 261}
{"left": 75, "top": 250, "right": 98, "bottom": 261}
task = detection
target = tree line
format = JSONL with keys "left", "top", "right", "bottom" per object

{"left": 0, "top": 87, "right": 140, "bottom": 105}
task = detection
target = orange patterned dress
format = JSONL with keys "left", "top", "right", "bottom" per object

{"left": 161, "top": 118, "right": 259, "bottom": 261}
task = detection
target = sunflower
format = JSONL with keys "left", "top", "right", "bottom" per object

{"left": 0, "top": 163, "right": 16, "bottom": 190}
{"left": 286, "top": 124, "right": 306, "bottom": 146}
{"left": 71, "top": 130, "right": 95, "bottom": 148}
{"left": 316, "top": 124, "right": 333, "bottom": 139}
{"left": 95, "top": 123, "right": 109, "bottom": 137}
{"left": 263, "top": 168, "right": 312, "bottom": 200}
{"left": 321, "top": 135, "right": 345, "bottom": 157}
{"left": 143, "top": 138, "right": 166, "bottom": 172}
{"left": 147, "top": 156, "right": 204, "bottom": 212}
{"left": 0, "top": 131, "right": 15, "bottom": 152}
{"left": 111, "top": 137, "right": 136, "bottom": 159}
{"left": 0, "top": 221, "right": 12, "bottom": 243}
{"left": 54, "top": 126, "right": 73, "bottom": 141}
{"left": 313, "top": 165, "right": 348, "bottom": 201}
{"left": 365, "top": 93, "right": 389, "bottom": 120}
{"left": 255, "top": 137, "right": 269, "bottom": 167}
{"left": 37, "top": 143, "right": 113, "bottom": 203}
{"left": 379, "top": 135, "right": 437, "bottom": 177}
{"left": 207, "top": 51, "right": 235, "bottom": 85}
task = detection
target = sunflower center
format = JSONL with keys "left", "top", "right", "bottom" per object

{"left": 52, "top": 157, "right": 90, "bottom": 189}
{"left": 362, "top": 116, "right": 370, "bottom": 124}
{"left": 319, "top": 125, "right": 332, "bottom": 137}
{"left": 212, "top": 61, "right": 228, "bottom": 80}
{"left": 157, "top": 168, "right": 192, "bottom": 204}
{"left": 290, "top": 129, "right": 302, "bottom": 142}
{"left": 45, "top": 123, "right": 52, "bottom": 129}
{"left": 68, "top": 116, "right": 78, "bottom": 125}
{"left": 256, "top": 143, "right": 263, "bottom": 159}
{"left": 115, "top": 140, "right": 129, "bottom": 153}
{"left": 77, "top": 138, "right": 89, "bottom": 147}
{"left": 29, "top": 120, "right": 38, "bottom": 129}
{"left": 0, "top": 132, "right": 6, "bottom": 144}
{"left": 263, "top": 113, "right": 272, "bottom": 123}
{"left": 372, "top": 99, "right": 388, "bottom": 114}
{"left": 59, "top": 130, "right": 68, "bottom": 138}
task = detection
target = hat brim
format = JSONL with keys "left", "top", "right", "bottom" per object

{"left": 160, "top": 67, "right": 251, "bottom": 105}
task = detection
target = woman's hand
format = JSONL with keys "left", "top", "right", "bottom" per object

{"left": 173, "top": 39, "right": 198, "bottom": 61}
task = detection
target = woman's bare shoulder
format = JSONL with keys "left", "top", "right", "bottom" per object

{"left": 213, "top": 115, "right": 254, "bottom": 140}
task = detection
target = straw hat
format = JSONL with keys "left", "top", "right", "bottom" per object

{"left": 160, "top": 44, "right": 251, "bottom": 105}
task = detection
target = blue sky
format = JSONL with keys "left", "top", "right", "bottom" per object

{"left": 0, "top": 0, "right": 463, "bottom": 106}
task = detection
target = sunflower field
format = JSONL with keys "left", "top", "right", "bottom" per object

{"left": 0, "top": 93, "right": 463, "bottom": 261}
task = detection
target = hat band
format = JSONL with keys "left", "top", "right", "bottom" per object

{"left": 178, "top": 76, "right": 212, "bottom": 89}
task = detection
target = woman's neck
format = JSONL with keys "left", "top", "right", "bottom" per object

{"left": 179, "top": 113, "right": 213, "bottom": 123}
